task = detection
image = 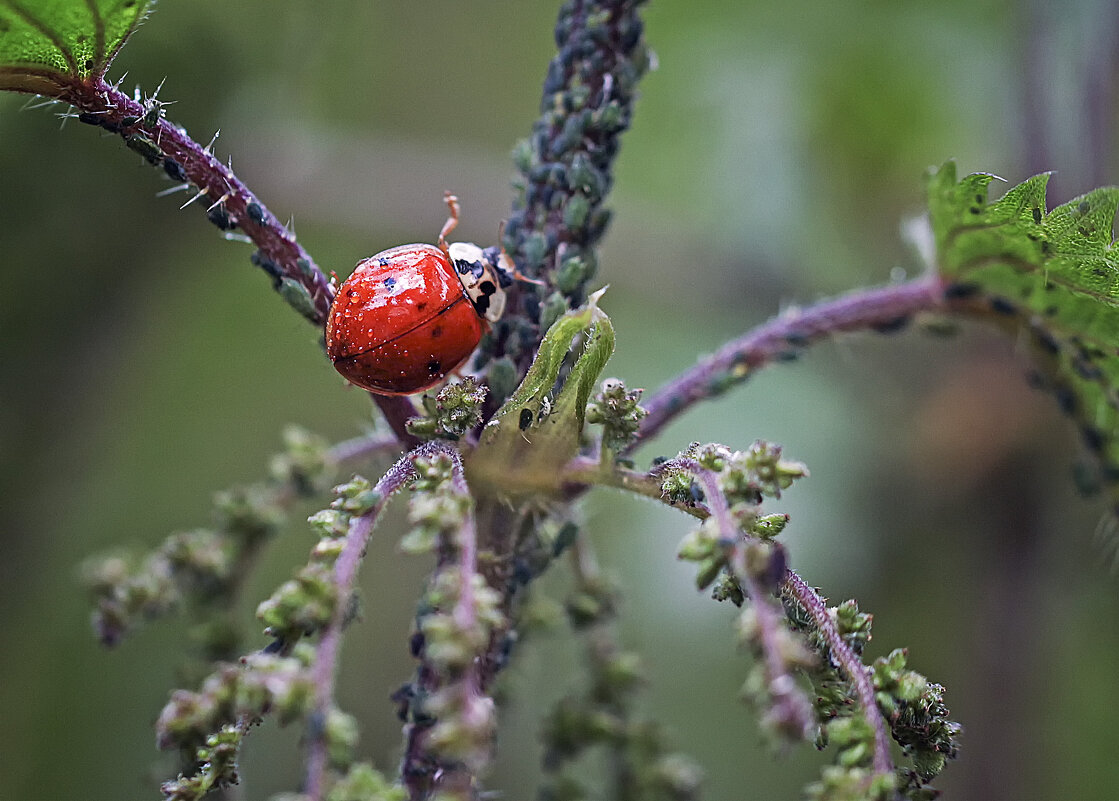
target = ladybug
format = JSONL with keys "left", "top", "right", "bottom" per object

{"left": 326, "top": 193, "right": 513, "bottom": 395}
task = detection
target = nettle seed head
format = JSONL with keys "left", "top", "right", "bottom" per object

{"left": 308, "top": 509, "right": 350, "bottom": 539}
{"left": 256, "top": 562, "right": 339, "bottom": 641}
{"left": 323, "top": 763, "right": 407, "bottom": 801}
{"left": 323, "top": 707, "right": 360, "bottom": 770}
{"left": 585, "top": 377, "right": 648, "bottom": 453}
{"left": 407, "top": 377, "right": 489, "bottom": 440}
{"left": 410, "top": 452, "right": 457, "bottom": 491}
{"left": 740, "top": 440, "right": 809, "bottom": 498}
{"left": 660, "top": 468, "right": 704, "bottom": 507}
{"left": 751, "top": 512, "right": 789, "bottom": 539}
{"left": 331, "top": 475, "right": 383, "bottom": 515}
{"left": 401, "top": 492, "right": 471, "bottom": 556}
{"left": 833, "top": 599, "right": 873, "bottom": 655}
{"left": 269, "top": 425, "right": 333, "bottom": 495}
{"left": 213, "top": 484, "right": 286, "bottom": 544}
{"left": 162, "top": 528, "right": 234, "bottom": 587}
{"left": 691, "top": 442, "right": 733, "bottom": 472}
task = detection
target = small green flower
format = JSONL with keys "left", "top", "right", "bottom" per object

{"left": 586, "top": 378, "right": 648, "bottom": 454}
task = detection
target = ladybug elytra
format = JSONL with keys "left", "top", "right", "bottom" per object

{"left": 325, "top": 194, "right": 513, "bottom": 395}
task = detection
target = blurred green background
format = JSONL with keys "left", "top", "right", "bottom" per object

{"left": 2, "top": 1, "right": 1118, "bottom": 799}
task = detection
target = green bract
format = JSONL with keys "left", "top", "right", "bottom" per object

{"left": 468, "top": 290, "right": 615, "bottom": 497}
{"left": 0, "top": 0, "right": 151, "bottom": 93}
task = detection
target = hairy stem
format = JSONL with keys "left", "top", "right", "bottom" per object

{"left": 781, "top": 570, "right": 893, "bottom": 775}
{"left": 305, "top": 452, "right": 419, "bottom": 801}
{"left": 688, "top": 463, "right": 815, "bottom": 739}
{"left": 562, "top": 455, "right": 705, "bottom": 518}
{"left": 57, "top": 75, "right": 421, "bottom": 444}
{"left": 400, "top": 442, "right": 495, "bottom": 800}
{"left": 327, "top": 433, "right": 406, "bottom": 465}
{"left": 63, "top": 76, "right": 334, "bottom": 319}
{"left": 635, "top": 274, "right": 949, "bottom": 448}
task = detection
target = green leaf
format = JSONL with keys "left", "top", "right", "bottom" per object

{"left": 0, "top": 0, "right": 150, "bottom": 93}
{"left": 928, "top": 162, "right": 1119, "bottom": 505}
{"left": 467, "top": 290, "right": 615, "bottom": 498}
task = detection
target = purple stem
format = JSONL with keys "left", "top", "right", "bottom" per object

{"left": 327, "top": 433, "right": 406, "bottom": 465}
{"left": 444, "top": 448, "right": 479, "bottom": 632}
{"left": 781, "top": 569, "right": 893, "bottom": 775}
{"left": 687, "top": 462, "right": 815, "bottom": 740}
{"left": 399, "top": 442, "right": 493, "bottom": 800}
{"left": 635, "top": 274, "right": 948, "bottom": 447}
{"left": 305, "top": 451, "right": 420, "bottom": 801}
{"left": 64, "top": 77, "right": 335, "bottom": 320}
{"left": 56, "top": 75, "right": 421, "bottom": 445}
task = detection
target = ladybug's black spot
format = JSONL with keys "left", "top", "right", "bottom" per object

{"left": 455, "top": 259, "right": 485, "bottom": 279}
{"left": 417, "top": 302, "right": 428, "bottom": 312}
{"left": 430, "top": 325, "right": 443, "bottom": 338}
{"left": 383, "top": 276, "right": 396, "bottom": 290}
{"left": 427, "top": 360, "right": 442, "bottom": 375}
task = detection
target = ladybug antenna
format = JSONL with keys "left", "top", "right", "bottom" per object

{"left": 438, "top": 191, "right": 460, "bottom": 260}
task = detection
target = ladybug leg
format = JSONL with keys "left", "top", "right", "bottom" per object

{"left": 496, "top": 221, "right": 545, "bottom": 287}
{"left": 438, "top": 192, "right": 461, "bottom": 260}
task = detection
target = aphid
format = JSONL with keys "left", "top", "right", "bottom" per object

{"left": 326, "top": 193, "right": 518, "bottom": 395}
{"left": 246, "top": 201, "right": 266, "bottom": 226}
{"left": 124, "top": 133, "right": 163, "bottom": 165}
{"left": 163, "top": 157, "right": 186, "bottom": 182}
{"left": 206, "top": 204, "right": 235, "bottom": 231}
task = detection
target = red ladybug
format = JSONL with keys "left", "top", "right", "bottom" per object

{"left": 326, "top": 194, "right": 511, "bottom": 395}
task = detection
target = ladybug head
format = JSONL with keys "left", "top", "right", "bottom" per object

{"left": 447, "top": 241, "right": 507, "bottom": 322}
